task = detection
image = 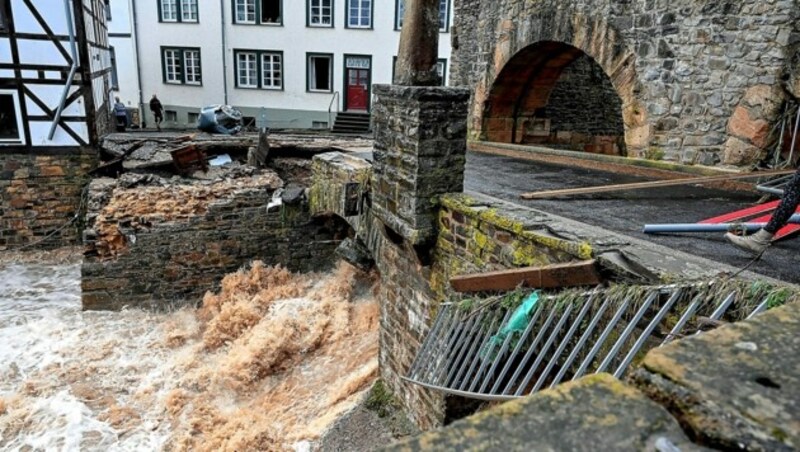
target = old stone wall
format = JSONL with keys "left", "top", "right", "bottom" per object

{"left": 0, "top": 150, "right": 96, "bottom": 250}
{"left": 82, "top": 171, "right": 347, "bottom": 310}
{"left": 453, "top": 0, "right": 800, "bottom": 166}
{"left": 430, "top": 194, "right": 591, "bottom": 298}
{"left": 540, "top": 55, "right": 626, "bottom": 154}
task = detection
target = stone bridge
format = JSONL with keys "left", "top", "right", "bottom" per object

{"left": 450, "top": 0, "right": 800, "bottom": 166}
{"left": 308, "top": 84, "right": 798, "bottom": 436}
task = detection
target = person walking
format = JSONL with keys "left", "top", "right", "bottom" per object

{"left": 726, "top": 166, "right": 800, "bottom": 254}
{"left": 113, "top": 97, "right": 128, "bottom": 132}
{"left": 150, "top": 94, "right": 164, "bottom": 131}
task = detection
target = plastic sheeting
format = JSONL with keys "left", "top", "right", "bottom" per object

{"left": 197, "top": 105, "right": 243, "bottom": 135}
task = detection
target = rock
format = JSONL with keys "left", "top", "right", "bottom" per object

{"left": 384, "top": 374, "right": 698, "bottom": 451}
{"left": 722, "top": 136, "right": 763, "bottom": 166}
{"left": 631, "top": 302, "right": 800, "bottom": 451}
{"left": 727, "top": 106, "right": 770, "bottom": 148}
{"left": 335, "top": 238, "right": 375, "bottom": 271}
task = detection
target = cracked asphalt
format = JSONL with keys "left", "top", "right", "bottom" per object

{"left": 464, "top": 150, "right": 800, "bottom": 285}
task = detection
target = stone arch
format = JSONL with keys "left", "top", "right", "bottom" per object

{"left": 476, "top": 14, "right": 648, "bottom": 156}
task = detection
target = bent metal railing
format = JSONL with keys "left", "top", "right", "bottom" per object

{"left": 403, "top": 282, "right": 778, "bottom": 401}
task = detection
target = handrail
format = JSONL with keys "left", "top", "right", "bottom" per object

{"left": 327, "top": 91, "right": 340, "bottom": 130}
{"left": 48, "top": 0, "right": 78, "bottom": 140}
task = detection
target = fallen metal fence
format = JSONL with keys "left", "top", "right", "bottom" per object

{"left": 403, "top": 283, "right": 776, "bottom": 401}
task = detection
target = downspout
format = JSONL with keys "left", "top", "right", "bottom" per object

{"left": 131, "top": 0, "right": 145, "bottom": 126}
{"left": 220, "top": 0, "right": 228, "bottom": 104}
{"left": 48, "top": 0, "right": 78, "bottom": 140}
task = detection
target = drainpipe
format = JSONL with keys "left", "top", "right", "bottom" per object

{"left": 220, "top": 0, "right": 229, "bottom": 104}
{"left": 48, "top": 0, "right": 78, "bottom": 140}
{"left": 131, "top": 0, "right": 145, "bottom": 127}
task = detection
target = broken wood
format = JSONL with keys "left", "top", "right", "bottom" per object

{"left": 450, "top": 260, "right": 601, "bottom": 293}
{"left": 520, "top": 168, "right": 796, "bottom": 199}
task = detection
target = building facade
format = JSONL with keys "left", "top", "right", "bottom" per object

{"left": 108, "top": 0, "right": 139, "bottom": 115}
{"left": 130, "top": 0, "right": 453, "bottom": 129}
{"left": 0, "top": 0, "right": 112, "bottom": 249}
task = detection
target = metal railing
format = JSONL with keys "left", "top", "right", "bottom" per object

{"left": 403, "top": 282, "right": 781, "bottom": 401}
{"left": 328, "top": 91, "right": 340, "bottom": 131}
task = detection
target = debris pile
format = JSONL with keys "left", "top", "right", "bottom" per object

{"left": 85, "top": 167, "right": 283, "bottom": 259}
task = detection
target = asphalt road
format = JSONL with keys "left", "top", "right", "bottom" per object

{"left": 464, "top": 151, "right": 800, "bottom": 285}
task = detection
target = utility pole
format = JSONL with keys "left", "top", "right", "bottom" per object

{"left": 393, "top": 0, "right": 440, "bottom": 86}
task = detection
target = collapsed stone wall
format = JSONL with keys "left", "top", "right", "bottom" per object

{"left": 82, "top": 168, "right": 348, "bottom": 310}
{"left": 0, "top": 150, "right": 96, "bottom": 250}
{"left": 453, "top": 0, "right": 799, "bottom": 166}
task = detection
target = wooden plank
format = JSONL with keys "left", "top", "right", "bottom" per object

{"left": 519, "top": 169, "right": 795, "bottom": 200}
{"left": 450, "top": 260, "right": 601, "bottom": 293}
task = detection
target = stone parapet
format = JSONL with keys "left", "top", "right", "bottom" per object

{"left": 371, "top": 85, "right": 470, "bottom": 244}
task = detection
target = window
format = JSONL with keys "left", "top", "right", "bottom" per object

{"left": 184, "top": 50, "right": 201, "bottom": 84}
{"left": 234, "top": 50, "right": 282, "bottom": 89}
{"left": 165, "top": 110, "right": 178, "bottom": 122}
{"left": 161, "top": 47, "right": 202, "bottom": 85}
{"left": 308, "top": 0, "right": 333, "bottom": 27}
{"left": 160, "top": 0, "right": 198, "bottom": 23}
{"left": 104, "top": 0, "right": 112, "bottom": 21}
{"left": 436, "top": 58, "right": 447, "bottom": 86}
{"left": 395, "top": 0, "right": 449, "bottom": 31}
{"left": 188, "top": 112, "right": 199, "bottom": 124}
{"left": 236, "top": 52, "right": 258, "bottom": 87}
{"left": 346, "top": 0, "right": 371, "bottom": 28}
{"left": 261, "top": 52, "right": 282, "bottom": 89}
{"left": 233, "top": 0, "right": 282, "bottom": 25}
{"left": 307, "top": 54, "right": 332, "bottom": 92}
{"left": 0, "top": 91, "right": 24, "bottom": 144}
{"left": 110, "top": 46, "right": 119, "bottom": 89}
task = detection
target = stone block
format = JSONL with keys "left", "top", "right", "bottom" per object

{"left": 728, "top": 106, "right": 770, "bottom": 148}
{"left": 632, "top": 302, "right": 800, "bottom": 450}
{"left": 723, "top": 136, "right": 763, "bottom": 166}
{"left": 385, "top": 374, "right": 697, "bottom": 451}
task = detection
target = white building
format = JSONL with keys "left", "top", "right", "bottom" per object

{"left": 126, "top": 0, "right": 453, "bottom": 129}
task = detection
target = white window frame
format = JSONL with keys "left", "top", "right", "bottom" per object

{"left": 163, "top": 49, "right": 182, "bottom": 84}
{"left": 180, "top": 0, "right": 199, "bottom": 22}
{"left": 234, "top": 0, "right": 256, "bottom": 24}
{"left": 236, "top": 52, "right": 258, "bottom": 88}
{"left": 347, "top": 0, "right": 371, "bottom": 29}
{"left": 261, "top": 52, "right": 282, "bottom": 89}
{"left": 308, "top": 0, "right": 333, "bottom": 27}
{"left": 396, "top": 0, "right": 448, "bottom": 31}
{"left": 0, "top": 90, "right": 25, "bottom": 145}
{"left": 160, "top": 0, "right": 178, "bottom": 22}
{"left": 307, "top": 54, "right": 333, "bottom": 92}
{"left": 184, "top": 50, "right": 202, "bottom": 85}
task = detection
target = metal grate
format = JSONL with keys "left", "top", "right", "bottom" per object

{"left": 403, "top": 284, "right": 775, "bottom": 401}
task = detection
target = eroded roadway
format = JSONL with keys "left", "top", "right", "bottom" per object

{"left": 465, "top": 151, "right": 800, "bottom": 285}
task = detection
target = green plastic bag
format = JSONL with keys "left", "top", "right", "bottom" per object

{"left": 481, "top": 292, "right": 539, "bottom": 359}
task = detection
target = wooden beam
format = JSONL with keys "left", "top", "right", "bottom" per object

{"left": 450, "top": 260, "right": 601, "bottom": 293}
{"left": 519, "top": 169, "right": 795, "bottom": 200}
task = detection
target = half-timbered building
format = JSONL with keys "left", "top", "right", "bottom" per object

{"left": 0, "top": 0, "right": 112, "bottom": 248}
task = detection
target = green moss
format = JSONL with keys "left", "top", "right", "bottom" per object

{"left": 644, "top": 147, "right": 665, "bottom": 161}
{"left": 365, "top": 380, "right": 399, "bottom": 418}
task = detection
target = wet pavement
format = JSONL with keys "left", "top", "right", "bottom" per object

{"left": 465, "top": 151, "right": 800, "bottom": 285}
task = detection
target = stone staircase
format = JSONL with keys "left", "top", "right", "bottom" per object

{"left": 332, "top": 111, "right": 371, "bottom": 134}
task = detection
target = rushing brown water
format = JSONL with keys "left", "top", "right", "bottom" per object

{"left": 0, "top": 255, "right": 378, "bottom": 451}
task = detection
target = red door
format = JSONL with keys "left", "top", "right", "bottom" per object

{"left": 346, "top": 68, "right": 369, "bottom": 111}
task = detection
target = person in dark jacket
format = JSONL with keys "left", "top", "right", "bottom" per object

{"left": 113, "top": 97, "right": 127, "bottom": 132}
{"left": 726, "top": 165, "right": 800, "bottom": 254}
{"left": 150, "top": 94, "right": 164, "bottom": 131}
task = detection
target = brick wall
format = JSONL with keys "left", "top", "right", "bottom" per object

{"left": 0, "top": 150, "right": 96, "bottom": 250}
{"left": 82, "top": 175, "right": 348, "bottom": 310}
{"left": 430, "top": 194, "right": 592, "bottom": 299}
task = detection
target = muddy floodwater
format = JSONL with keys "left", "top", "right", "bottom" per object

{"left": 0, "top": 254, "right": 379, "bottom": 451}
